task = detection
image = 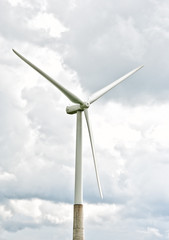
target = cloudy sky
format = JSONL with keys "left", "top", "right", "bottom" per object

{"left": 1, "top": 0, "right": 169, "bottom": 239}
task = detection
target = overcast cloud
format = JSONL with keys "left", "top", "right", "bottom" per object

{"left": 0, "top": 0, "right": 169, "bottom": 239}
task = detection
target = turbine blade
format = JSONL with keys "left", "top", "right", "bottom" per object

{"left": 84, "top": 109, "right": 103, "bottom": 199}
{"left": 12, "top": 49, "right": 84, "bottom": 104}
{"left": 89, "top": 65, "right": 144, "bottom": 104}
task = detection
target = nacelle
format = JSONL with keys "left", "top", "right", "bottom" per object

{"left": 66, "top": 102, "right": 90, "bottom": 114}
{"left": 66, "top": 104, "right": 83, "bottom": 114}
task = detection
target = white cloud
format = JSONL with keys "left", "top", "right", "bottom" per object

{"left": 28, "top": 12, "right": 68, "bottom": 38}
{"left": 0, "top": 171, "right": 16, "bottom": 182}
{"left": 7, "top": 0, "right": 25, "bottom": 7}
{"left": 7, "top": 0, "right": 47, "bottom": 11}
{"left": 0, "top": 206, "right": 12, "bottom": 219}
{"left": 84, "top": 203, "right": 122, "bottom": 225}
{"left": 141, "top": 227, "right": 163, "bottom": 238}
{"left": 9, "top": 199, "right": 72, "bottom": 225}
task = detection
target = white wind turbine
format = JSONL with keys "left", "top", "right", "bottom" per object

{"left": 13, "top": 49, "right": 143, "bottom": 240}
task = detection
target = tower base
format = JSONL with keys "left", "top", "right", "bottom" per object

{"left": 73, "top": 204, "right": 84, "bottom": 240}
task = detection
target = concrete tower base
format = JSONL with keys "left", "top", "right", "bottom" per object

{"left": 73, "top": 204, "right": 84, "bottom": 240}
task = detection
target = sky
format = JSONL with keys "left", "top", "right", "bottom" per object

{"left": 0, "top": 0, "right": 169, "bottom": 239}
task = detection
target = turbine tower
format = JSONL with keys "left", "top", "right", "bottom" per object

{"left": 13, "top": 49, "right": 143, "bottom": 240}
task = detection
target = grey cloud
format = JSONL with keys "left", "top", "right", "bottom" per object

{"left": 3, "top": 0, "right": 169, "bottom": 105}
{"left": 0, "top": 92, "right": 29, "bottom": 170}
{"left": 0, "top": 0, "right": 56, "bottom": 48}
{"left": 2, "top": 220, "right": 39, "bottom": 232}
{"left": 46, "top": 0, "right": 169, "bottom": 103}
{"left": 21, "top": 86, "right": 75, "bottom": 146}
{"left": 2, "top": 225, "right": 71, "bottom": 240}
{"left": 0, "top": 200, "right": 72, "bottom": 235}
{"left": 0, "top": 83, "right": 75, "bottom": 202}
{"left": 47, "top": 0, "right": 75, "bottom": 21}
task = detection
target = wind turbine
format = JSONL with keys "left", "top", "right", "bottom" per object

{"left": 12, "top": 49, "right": 143, "bottom": 240}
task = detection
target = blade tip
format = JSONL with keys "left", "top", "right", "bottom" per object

{"left": 135, "top": 65, "right": 144, "bottom": 72}
{"left": 100, "top": 191, "right": 103, "bottom": 199}
{"left": 12, "top": 49, "right": 17, "bottom": 54}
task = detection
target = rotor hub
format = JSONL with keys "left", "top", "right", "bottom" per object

{"left": 82, "top": 102, "right": 90, "bottom": 108}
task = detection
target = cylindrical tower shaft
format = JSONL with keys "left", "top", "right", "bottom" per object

{"left": 73, "top": 111, "right": 84, "bottom": 240}
{"left": 74, "top": 111, "right": 83, "bottom": 204}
